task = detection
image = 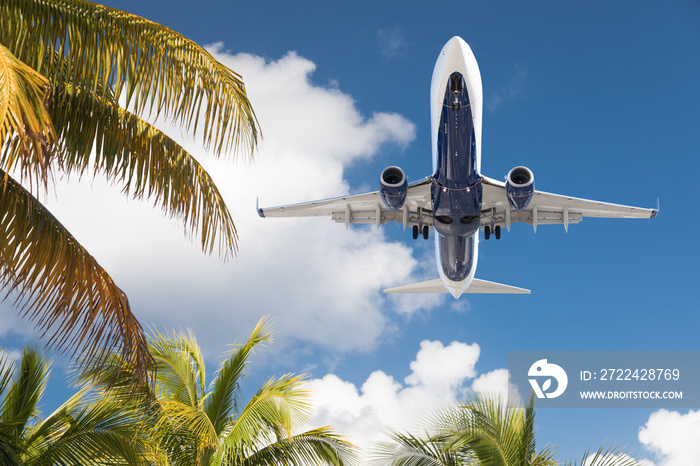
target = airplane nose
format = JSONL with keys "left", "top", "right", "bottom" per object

{"left": 443, "top": 36, "right": 473, "bottom": 59}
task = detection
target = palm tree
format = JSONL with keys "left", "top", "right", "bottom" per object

{"left": 78, "top": 317, "right": 358, "bottom": 466}
{"left": 372, "top": 393, "right": 644, "bottom": 466}
{"left": 0, "top": 0, "right": 261, "bottom": 382}
{"left": 0, "top": 346, "right": 154, "bottom": 464}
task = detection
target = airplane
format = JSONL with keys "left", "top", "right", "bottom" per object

{"left": 257, "top": 36, "right": 657, "bottom": 298}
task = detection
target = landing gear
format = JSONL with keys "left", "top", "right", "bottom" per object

{"left": 484, "top": 225, "right": 502, "bottom": 240}
{"left": 412, "top": 225, "right": 430, "bottom": 240}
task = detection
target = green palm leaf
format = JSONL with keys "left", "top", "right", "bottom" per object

{"left": 155, "top": 399, "right": 219, "bottom": 453}
{"left": 0, "top": 0, "right": 260, "bottom": 156}
{"left": 149, "top": 328, "right": 207, "bottom": 408}
{"left": 0, "top": 172, "right": 152, "bottom": 381}
{"left": 23, "top": 388, "right": 154, "bottom": 465}
{"left": 50, "top": 79, "right": 238, "bottom": 257}
{"left": 421, "top": 393, "right": 556, "bottom": 466}
{"left": 0, "top": 347, "right": 153, "bottom": 464}
{"left": 2, "top": 0, "right": 261, "bottom": 383}
{"left": 205, "top": 317, "right": 273, "bottom": 437}
{"left": 76, "top": 319, "right": 359, "bottom": 466}
{"left": 0, "top": 43, "right": 55, "bottom": 190}
{"left": 0, "top": 347, "right": 49, "bottom": 441}
{"left": 373, "top": 393, "right": 646, "bottom": 466}
{"left": 372, "top": 430, "right": 466, "bottom": 466}
{"left": 224, "top": 373, "right": 313, "bottom": 449}
{"left": 563, "top": 444, "right": 644, "bottom": 466}
{"left": 238, "top": 427, "right": 358, "bottom": 466}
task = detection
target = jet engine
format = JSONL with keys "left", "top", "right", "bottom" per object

{"left": 505, "top": 166, "right": 535, "bottom": 211}
{"left": 380, "top": 166, "right": 408, "bottom": 210}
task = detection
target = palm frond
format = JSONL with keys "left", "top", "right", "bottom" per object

{"left": 237, "top": 426, "right": 359, "bottom": 466}
{"left": 51, "top": 81, "right": 238, "bottom": 257}
{"left": 371, "top": 430, "right": 466, "bottom": 466}
{"left": 1, "top": 0, "right": 260, "bottom": 157}
{"left": 0, "top": 43, "right": 55, "bottom": 191}
{"left": 0, "top": 350, "right": 16, "bottom": 399}
{"left": 0, "top": 346, "right": 49, "bottom": 438}
{"left": 564, "top": 444, "right": 646, "bottom": 466}
{"left": 437, "top": 394, "right": 557, "bottom": 466}
{"left": 0, "top": 170, "right": 153, "bottom": 383}
{"left": 154, "top": 400, "right": 219, "bottom": 452}
{"left": 149, "top": 328, "right": 206, "bottom": 408}
{"left": 379, "top": 393, "right": 559, "bottom": 466}
{"left": 23, "top": 385, "right": 156, "bottom": 465}
{"left": 225, "top": 373, "right": 312, "bottom": 450}
{"left": 0, "top": 428, "right": 21, "bottom": 465}
{"left": 205, "top": 316, "right": 273, "bottom": 437}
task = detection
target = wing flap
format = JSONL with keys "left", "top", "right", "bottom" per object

{"left": 258, "top": 178, "right": 434, "bottom": 228}
{"left": 479, "top": 175, "right": 657, "bottom": 230}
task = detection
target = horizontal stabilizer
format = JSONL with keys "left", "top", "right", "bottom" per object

{"left": 384, "top": 278, "right": 530, "bottom": 294}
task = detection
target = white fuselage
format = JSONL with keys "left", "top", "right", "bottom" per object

{"left": 429, "top": 37, "right": 484, "bottom": 298}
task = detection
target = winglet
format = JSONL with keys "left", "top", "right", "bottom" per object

{"left": 651, "top": 198, "right": 660, "bottom": 218}
{"left": 256, "top": 198, "right": 265, "bottom": 218}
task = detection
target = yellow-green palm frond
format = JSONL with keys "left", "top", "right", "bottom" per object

{"left": 426, "top": 394, "right": 558, "bottom": 466}
{"left": 221, "top": 373, "right": 313, "bottom": 458}
{"left": 205, "top": 317, "right": 274, "bottom": 437}
{"left": 0, "top": 170, "right": 153, "bottom": 384}
{"left": 235, "top": 427, "right": 360, "bottom": 466}
{"left": 52, "top": 82, "right": 237, "bottom": 257}
{"left": 375, "top": 394, "right": 560, "bottom": 466}
{"left": 1, "top": 0, "right": 260, "bottom": 157}
{"left": 370, "top": 430, "right": 467, "bottom": 466}
{"left": 148, "top": 327, "right": 207, "bottom": 408}
{"left": 21, "top": 385, "right": 156, "bottom": 465}
{"left": 0, "top": 43, "right": 55, "bottom": 191}
{"left": 563, "top": 444, "right": 646, "bottom": 466}
{"left": 0, "top": 346, "right": 49, "bottom": 438}
{"left": 155, "top": 400, "right": 219, "bottom": 452}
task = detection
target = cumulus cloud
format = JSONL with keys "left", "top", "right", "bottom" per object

{"left": 0, "top": 44, "right": 435, "bottom": 362}
{"left": 307, "top": 339, "right": 512, "bottom": 455}
{"left": 639, "top": 409, "right": 700, "bottom": 466}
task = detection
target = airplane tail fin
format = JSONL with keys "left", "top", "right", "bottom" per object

{"left": 383, "top": 278, "right": 530, "bottom": 294}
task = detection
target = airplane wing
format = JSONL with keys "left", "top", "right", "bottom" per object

{"left": 384, "top": 277, "right": 530, "bottom": 294}
{"left": 479, "top": 175, "right": 658, "bottom": 232}
{"left": 257, "top": 178, "right": 434, "bottom": 230}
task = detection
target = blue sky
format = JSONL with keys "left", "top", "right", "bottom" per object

{"left": 2, "top": 0, "right": 699, "bottom": 464}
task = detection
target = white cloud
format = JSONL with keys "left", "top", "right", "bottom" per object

{"left": 470, "top": 368, "right": 515, "bottom": 403}
{"left": 377, "top": 28, "right": 405, "bottom": 58}
{"left": 487, "top": 63, "right": 527, "bottom": 112}
{"left": 307, "top": 339, "right": 513, "bottom": 456}
{"left": 0, "top": 45, "right": 432, "bottom": 362}
{"left": 639, "top": 409, "right": 700, "bottom": 466}
{"left": 405, "top": 340, "right": 479, "bottom": 395}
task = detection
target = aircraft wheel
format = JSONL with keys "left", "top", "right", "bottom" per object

{"left": 412, "top": 225, "right": 419, "bottom": 240}
{"left": 495, "top": 225, "right": 501, "bottom": 240}
{"left": 423, "top": 225, "right": 429, "bottom": 240}
{"left": 484, "top": 226, "right": 491, "bottom": 240}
